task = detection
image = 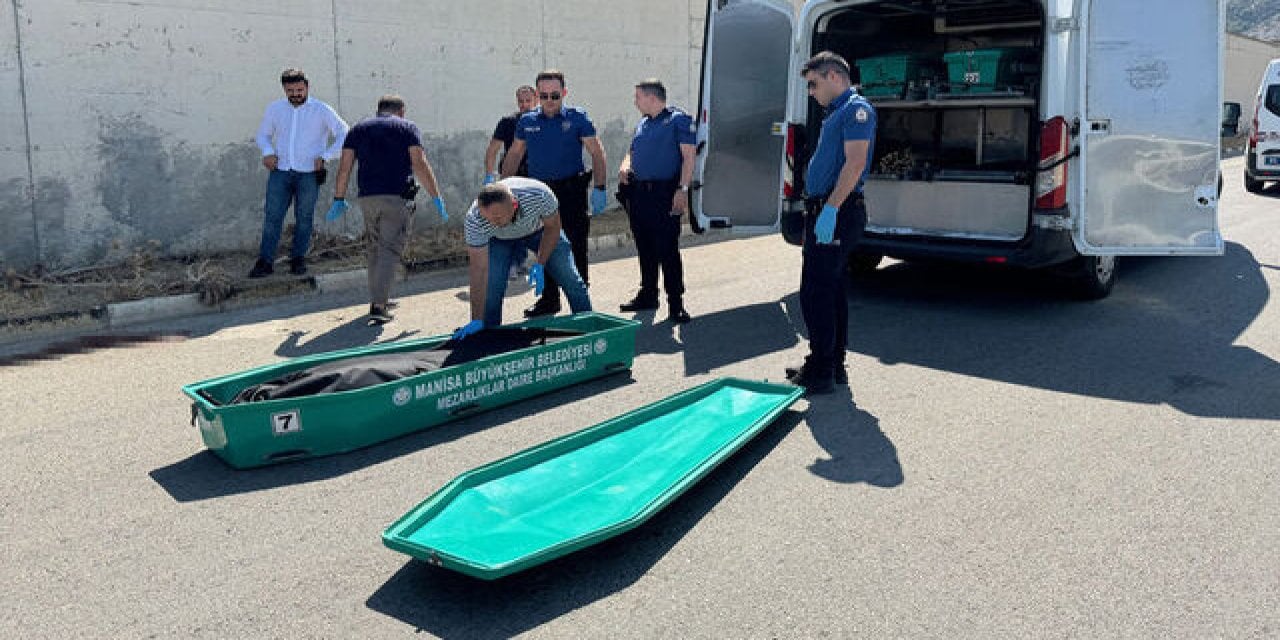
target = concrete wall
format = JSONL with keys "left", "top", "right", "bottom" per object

{"left": 0, "top": 0, "right": 36, "bottom": 269}
{"left": 0, "top": 0, "right": 709, "bottom": 270}
{"left": 1226, "top": 32, "right": 1280, "bottom": 115}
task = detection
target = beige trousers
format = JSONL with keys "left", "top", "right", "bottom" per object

{"left": 357, "top": 195, "right": 414, "bottom": 306}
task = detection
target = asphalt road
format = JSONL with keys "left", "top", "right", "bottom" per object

{"left": 2, "top": 156, "right": 1277, "bottom": 638}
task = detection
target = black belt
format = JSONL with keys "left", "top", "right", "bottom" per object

{"left": 805, "top": 193, "right": 865, "bottom": 209}
{"left": 631, "top": 178, "right": 678, "bottom": 192}
{"left": 545, "top": 172, "right": 591, "bottom": 189}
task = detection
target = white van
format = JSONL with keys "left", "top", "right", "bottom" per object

{"left": 1245, "top": 58, "right": 1280, "bottom": 193}
{"left": 692, "top": 0, "right": 1224, "bottom": 298}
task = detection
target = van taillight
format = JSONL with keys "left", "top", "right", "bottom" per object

{"left": 1035, "top": 116, "right": 1069, "bottom": 209}
{"left": 1249, "top": 100, "right": 1261, "bottom": 148}
{"left": 783, "top": 123, "right": 801, "bottom": 198}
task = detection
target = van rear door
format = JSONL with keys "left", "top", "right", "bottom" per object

{"left": 693, "top": 0, "right": 794, "bottom": 232}
{"left": 1076, "top": 0, "right": 1224, "bottom": 255}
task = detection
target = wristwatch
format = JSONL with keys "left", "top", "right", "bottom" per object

{"left": 678, "top": 184, "right": 690, "bottom": 192}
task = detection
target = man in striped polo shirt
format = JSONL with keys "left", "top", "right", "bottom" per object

{"left": 452, "top": 177, "right": 593, "bottom": 339}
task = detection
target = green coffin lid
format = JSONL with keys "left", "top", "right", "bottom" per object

{"left": 382, "top": 377, "right": 802, "bottom": 579}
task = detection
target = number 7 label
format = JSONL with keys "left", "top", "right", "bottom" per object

{"left": 271, "top": 410, "right": 302, "bottom": 436}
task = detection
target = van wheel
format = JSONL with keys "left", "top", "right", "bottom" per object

{"left": 1062, "top": 255, "right": 1117, "bottom": 299}
{"left": 847, "top": 252, "right": 883, "bottom": 276}
{"left": 1245, "top": 173, "right": 1264, "bottom": 193}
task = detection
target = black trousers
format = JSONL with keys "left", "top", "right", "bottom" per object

{"left": 626, "top": 180, "right": 685, "bottom": 302}
{"left": 538, "top": 172, "right": 591, "bottom": 304}
{"left": 799, "top": 195, "right": 865, "bottom": 375}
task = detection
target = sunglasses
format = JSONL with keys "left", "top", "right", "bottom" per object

{"left": 538, "top": 91, "right": 562, "bottom": 101}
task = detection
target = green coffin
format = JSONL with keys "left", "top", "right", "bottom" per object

{"left": 382, "top": 377, "right": 802, "bottom": 580}
{"left": 182, "top": 313, "right": 638, "bottom": 469}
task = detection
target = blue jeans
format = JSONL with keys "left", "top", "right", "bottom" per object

{"left": 484, "top": 228, "right": 591, "bottom": 327}
{"left": 258, "top": 170, "right": 318, "bottom": 261}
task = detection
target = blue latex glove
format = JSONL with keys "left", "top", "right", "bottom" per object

{"left": 527, "top": 263, "right": 545, "bottom": 296}
{"left": 452, "top": 320, "right": 484, "bottom": 340}
{"left": 590, "top": 187, "right": 608, "bottom": 216}
{"left": 483, "top": 173, "right": 497, "bottom": 186}
{"left": 814, "top": 204, "right": 838, "bottom": 245}
{"left": 325, "top": 199, "right": 349, "bottom": 222}
{"left": 432, "top": 196, "right": 448, "bottom": 222}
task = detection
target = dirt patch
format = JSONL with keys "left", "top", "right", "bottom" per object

{"left": 1, "top": 214, "right": 635, "bottom": 324}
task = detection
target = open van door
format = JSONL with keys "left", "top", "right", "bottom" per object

{"left": 1075, "top": 0, "right": 1224, "bottom": 255}
{"left": 693, "top": 0, "right": 794, "bottom": 232}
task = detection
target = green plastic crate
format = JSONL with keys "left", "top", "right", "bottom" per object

{"left": 855, "top": 53, "right": 942, "bottom": 99}
{"left": 182, "top": 313, "right": 638, "bottom": 469}
{"left": 943, "top": 47, "right": 1038, "bottom": 94}
{"left": 382, "top": 377, "right": 803, "bottom": 580}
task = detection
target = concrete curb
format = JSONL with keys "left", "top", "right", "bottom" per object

{"left": 106, "top": 293, "right": 209, "bottom": 327}
{"left": 314, "top": 269, "right": 368, "bottom": 294}
{"left": 1, "top": 229, "right": 736, "bottom": 346}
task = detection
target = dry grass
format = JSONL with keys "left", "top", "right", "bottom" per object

{"left": 0, "top": 214, "right": 635, "bottom": 323}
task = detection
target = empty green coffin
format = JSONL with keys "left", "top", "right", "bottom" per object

{"left": 182, "top": 313, "right": 638, "bottom": 469}
{"left": 382, "top": 377, "right": 803, "bottom": 579}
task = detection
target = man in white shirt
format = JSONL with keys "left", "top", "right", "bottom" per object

{"left": 251, "top": 68, "right": 349, "bottom": 277}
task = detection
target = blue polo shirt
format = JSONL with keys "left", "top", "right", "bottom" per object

{"left": 804, "top": 88, "right": 876, "bottom": 198}
{"left": 515, "top": 105, "right": 597, "bottom": 181}
{"left": 342, "top": 114, "right": 423, "bottom": 197}
{"left": 629, "top": 106, "right": 697, "bottom": 181}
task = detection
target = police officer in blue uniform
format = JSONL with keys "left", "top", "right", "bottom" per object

{"left": 787, "top": 51, "right": 877, "bottom": 395}
{"left": 617, "top": 78, "right": 695, "bottom": 323}
{"left": 501, "top": 69, "right": 609, "bottom": 318}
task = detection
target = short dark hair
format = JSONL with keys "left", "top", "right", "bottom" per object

{"left": 377, "top": 94, "right": 405, "bottom": 114}
{"left": 801, "top": 51, "right": 851, "bottom": 79}
{"left": 477, "top": 184, "right": 513, "bottom": 208}
{"left": 280, "top": 68, "right": 308, "bottom": 86}
{"left": 535, "top": 69, "right": 566, "bottom": 88}
{"left": 635, "top": 78, "right": 667, "bottom": 102}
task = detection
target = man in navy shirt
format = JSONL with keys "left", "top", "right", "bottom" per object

{"left": 501, "top": 69, "right": 609, "bottom": 318}
{"left": 788, "top": 51, "right": 877, "bottom": 394}
{"left": 329, "top": 95, "right": 447, "bottom": 324}
{"left": 616, "top": 78, "right": 696, "bottom": 323}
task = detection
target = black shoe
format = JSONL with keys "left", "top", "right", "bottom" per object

{"left": 668, "top": 307, "right": 692, "bottom": 324}
{"left": 369, "top": 305, "right": 394, "bottom": 324}
{"left": 523, "top": 297, "right": 562, "bottom": 318}
{"left": 289, "top": 257, "right": 308, "bottom": 276}
{"left": 248, "top": 259, "right": 273, "bottom": 278}
{"left": 785, "top": 365, "right": 834, "bottom": 395}
{"left": 619, "top": 295, "right": 660, "bottom": 312}
{"left": 786, "top": 365, "right": 847, "bottom": 385}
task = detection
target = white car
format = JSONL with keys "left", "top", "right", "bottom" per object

{"left": 1245, "top": 58, "right": 1280, "bottom": 193}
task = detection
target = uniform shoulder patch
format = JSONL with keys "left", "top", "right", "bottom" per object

{"left": 855, "top": 107, "right": 869, "bottom": 123}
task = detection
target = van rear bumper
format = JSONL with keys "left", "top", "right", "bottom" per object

{"left": 1247, "top": 151, "right": 1280, "bottom": 179}
{"left": 781, "top": 206, "right": 1080, "bottom": 269}
{"left": 856, "top": 226, "right": 1078, "bottom": 269}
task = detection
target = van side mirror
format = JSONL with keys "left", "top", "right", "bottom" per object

{"left": 1222, "top": 102, "right": 1242, "bottom": 137}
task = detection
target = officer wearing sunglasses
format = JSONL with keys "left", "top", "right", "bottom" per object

{"left": 501, "top": 69, "right": 609, "bottom": 319}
